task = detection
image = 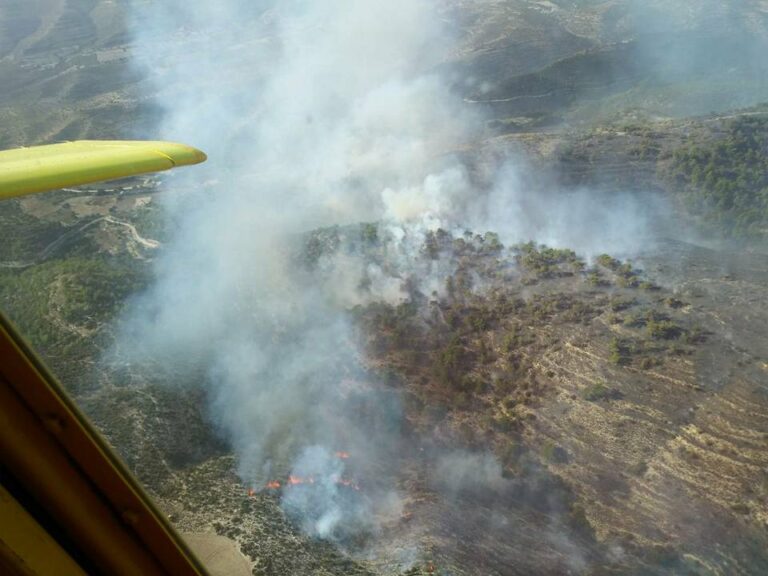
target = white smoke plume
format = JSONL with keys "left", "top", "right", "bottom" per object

{"left": 118, "top": 0, "right": 481, "bottom": 541}
{"left": 116, "top": 0, "right": 663, "bottom": 545}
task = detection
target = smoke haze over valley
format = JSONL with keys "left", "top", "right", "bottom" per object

{"left": 2, "top": 1, "right": 768, "bottom": 574}
{"left": 114, "top": 0, "right": 768, "bottom": 570}
{"left": 115, "top": 0, "right": 675, "bottom": 546}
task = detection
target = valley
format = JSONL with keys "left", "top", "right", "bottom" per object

{"left": 1, "top": 2, "right": 767, "bottom": 575}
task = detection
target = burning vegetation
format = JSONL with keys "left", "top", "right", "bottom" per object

{"left": 218, "top": 222, "right": 733, "bottom": 574}
{"left": 258, "top": 475, "right": 361, "bottom": 493}
{"left": 251, "top": 451, "right": 361, "bottom": 495}
{"left": 3, "top": 0, "right": 768, "bottom": 574}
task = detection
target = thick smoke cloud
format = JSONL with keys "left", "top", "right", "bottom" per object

{"left": 119, "top": 0, "right": 481, "bottom": 540}
{"left": 470, "top": 157, "right": 665, "bottom": 258}
{"left": 116, "top": 0, "right": 663, "bottom": 544}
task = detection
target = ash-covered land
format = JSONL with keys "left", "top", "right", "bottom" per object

{"left": 2, "top": 1, "right": 768, "bottom": 575}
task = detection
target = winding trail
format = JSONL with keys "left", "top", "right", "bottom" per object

{"left": 0, "top": 216, "right": 159, "bottom": 269}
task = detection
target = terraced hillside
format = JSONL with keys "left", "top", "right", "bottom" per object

{"left": 307, "top": 228, "right": 768, "bottom": 574}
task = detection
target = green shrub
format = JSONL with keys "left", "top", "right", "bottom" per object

{"left": 542, "top": 441, "right": 569, "bottom": 464}
{"left": 582, "top": 383, "right": 621, "bottom": 401}
{"left": 596, "top": 254, "right": 621, "bottom": 270}
{"left": 609, "top": 297, "right": 635, "bottom": 312}
{"left": 609, "top": 337, "right": 631, "bottom": 365}
{"left": 646, "top": 319, "right": 681, "bottom": 340}
{"left": 587, "top": 271, "right": 608, "bottom": 287}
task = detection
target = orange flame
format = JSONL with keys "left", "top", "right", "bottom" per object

{"left": 263, "top": 475, "right": 359, "bottom": 491}
{"left": 337, "top": 478, "right": 361, "bottom": 491}
{"left": 334, "top": 451, "right": 350, "bottom": 459}
{"left": 247, "top": 488, "right": 256, "bottom": 497}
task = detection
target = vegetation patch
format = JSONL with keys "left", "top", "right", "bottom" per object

{"left": 514, "top": 242, "right": 584, "bottom": 279}
{"left": 582, "top": 383, "right": 622, "bottom": 402}
{"left": 664, "top": 115, "right": 768, "bottom": 238}
{"left": 609, "top": 337, "right": 631, "bottom": 366}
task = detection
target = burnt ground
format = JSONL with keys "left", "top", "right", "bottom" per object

{"left": 344, "top": 233, "right": 768, "bottom": 575}
{"left": 91, "top": 231, "right": 767, "bottom": 576}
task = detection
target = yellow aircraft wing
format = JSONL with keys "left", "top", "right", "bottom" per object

{"left": 0, "top": 140, "right": 207, "bottom": 199}
{"left": 0, "top": 140, "right": 211, "bottom": 575}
